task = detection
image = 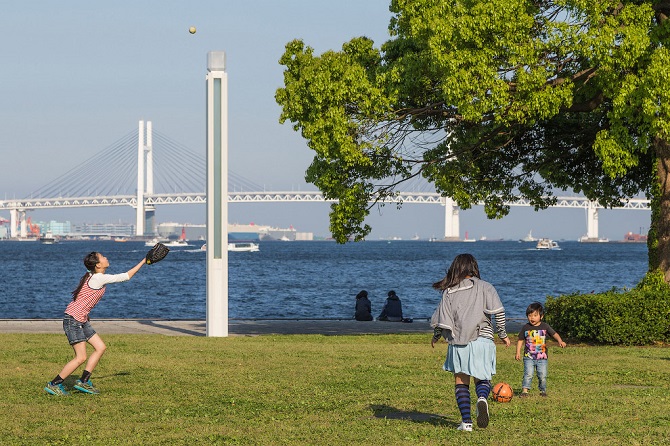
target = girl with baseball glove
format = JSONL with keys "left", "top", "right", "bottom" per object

{"left": 44, "top": 251, "right": 147, "bottom": 395}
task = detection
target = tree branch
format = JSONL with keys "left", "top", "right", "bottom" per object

{"left": 566, "top": 92, "right": 604, "bottom": 113}
{"left": 653, "top": 2, "right": 670, "bottom": 19}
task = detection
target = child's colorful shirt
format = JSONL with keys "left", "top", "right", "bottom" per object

{"left": 518, "top": 322, "right": 557, "bottom": 360}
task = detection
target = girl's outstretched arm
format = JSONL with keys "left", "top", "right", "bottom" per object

{"left": 126, "top": 258, "right": 147, "bottom": 280}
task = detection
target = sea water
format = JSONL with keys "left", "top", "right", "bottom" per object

{"left": 0, "top": 240, "right": 648, "bottom": 320}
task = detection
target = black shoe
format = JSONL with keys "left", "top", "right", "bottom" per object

{"left": 476, "top": 397, "right": 489, "bottom": 428}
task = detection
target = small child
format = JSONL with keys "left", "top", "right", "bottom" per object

{"left": 515, "top": 302, "right": 566, "bottom": 397}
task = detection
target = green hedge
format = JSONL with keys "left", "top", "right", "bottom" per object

{"left": 545, "top": 286, "right": 670, "bottom": 346}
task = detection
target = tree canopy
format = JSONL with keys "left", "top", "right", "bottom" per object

{"left": 276, "top": 0, "right": 670, "bottom": 275}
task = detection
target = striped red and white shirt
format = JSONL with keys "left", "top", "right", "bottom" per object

{"left": 65, "top": 272, "right": 130, "bottom": 322}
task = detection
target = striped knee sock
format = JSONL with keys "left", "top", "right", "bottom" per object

{"left": 475, "top": 380, "right": 491, "bottom": 400}
{"left": 455, "top": 384, "right": 472, "bottom": 423}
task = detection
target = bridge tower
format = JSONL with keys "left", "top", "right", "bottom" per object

{"left": 9, "top": 209, "right": 18, "bottom": 238}
{"left": 8, "top": 209, "right": 25, "bottom": 238}
{"left": 585, "top": 200, "right": 599, "bottom": 240}
{"left": 8, "top": 209, "right": 34, "bottom": 239}
{"left": 135, "top": 120, "right": 156, "bottom": 236}
{"left": 442, "top": 197, "right": 460, "bottom": 240}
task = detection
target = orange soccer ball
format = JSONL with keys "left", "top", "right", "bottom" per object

{"left": 492, "top": 382, "right": 514, "bottom": 403}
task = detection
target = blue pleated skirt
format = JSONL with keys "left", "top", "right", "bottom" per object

{"left": 443, "top": 337, "right": 497, "bottom": 381}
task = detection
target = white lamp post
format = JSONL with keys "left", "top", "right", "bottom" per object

{"left": 205, "top": 51, "right": 229, "bottom": 337}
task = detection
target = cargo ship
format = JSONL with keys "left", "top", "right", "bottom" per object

{"left": 155, "top": 222, "right": 304, "bottom": 243}
{"left": 226, "top": 223, "right": 298, "bottom": 241}
{"left": 622, "top": 232, "right": 647, "bottom": 243}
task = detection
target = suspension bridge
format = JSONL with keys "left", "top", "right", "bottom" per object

{"left": 0, "top": 121, "right": 650, "bottom": 240}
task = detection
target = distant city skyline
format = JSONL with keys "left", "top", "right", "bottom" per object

{"left": 0, "top": 1, "right": 652, "bottom": 241}
{"left": 5, "top": 200, "right": 649, "bottom": 242}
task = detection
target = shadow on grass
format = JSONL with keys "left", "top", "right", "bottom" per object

{"left": 369, "top": 404, "right": 454, "bottom": 427}
{"left": 137, "top": 320, "right": 205, "bottom": 336}
{"left": 59, "top": 371, "right": 130, "bottom": 388}
{"left": 95, "top": 371, "right": 131, "bottom": 379}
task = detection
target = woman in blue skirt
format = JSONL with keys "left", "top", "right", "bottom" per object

{"left": 430, "top": 253, "right": 511, "bottom": 432}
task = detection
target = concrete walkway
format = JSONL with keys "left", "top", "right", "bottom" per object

{"left": 0, "top": 318, "right": 525, "bottom": 337}
{"left": 0, "top": 318, "right": 433, "bottom": 337}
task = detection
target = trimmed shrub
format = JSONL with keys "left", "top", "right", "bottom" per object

{"left": 545, "top": 287, "right": 670, "bottom": 346}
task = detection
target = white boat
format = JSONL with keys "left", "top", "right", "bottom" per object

{"left": 164, "top": 239, "right": 189, "bottom": 247}
{"left": 520, "top": 230, "right": 538, "bottom": 242}
{"left": 536, "top": 238, "right": 560, "bottom": 250}
{"left": 228, "top": 242, "right": 259, "bottom": 252}
{"left": 167, "top": 227, "right": 189, "bottom": 246}
{"left": 463, "top": 231, "right": 476, "bottom": 242}
{"left": 145, "top": 237, "right": 168, "bottom": 247}
{"left": 40, "top": 231, "right": 58, "bottom": 244}
{"left": 200, "top": 242, "right": 260, "bottom": 252}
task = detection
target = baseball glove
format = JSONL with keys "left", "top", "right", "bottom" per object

{"left": 146, "top": 242, "right": 170, "bottom": 265}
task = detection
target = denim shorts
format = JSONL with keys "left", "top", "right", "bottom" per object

{"left": 63, "top": 314, "right": 96, "bottom": 345}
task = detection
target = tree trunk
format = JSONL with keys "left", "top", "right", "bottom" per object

{"left": 654, "top": 137, "right": 670, "bottom": 282}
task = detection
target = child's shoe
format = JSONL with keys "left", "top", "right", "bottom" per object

{"left": 44, "top": 382, "right": 69, "bottom": 396}
{"left": 457, "top": 422, "right": 473, "bottom": 432}
{"left": 540, "top": 391, "right": 547, "bottom": 397}
{"left": 476, "top": 397, "right": 489, "bottom": 428}
{"left": 74, "top": 379, "right": 100, "bottom": 394}
{"left": 519, "top": 392, "right": 529, "bottom": 398}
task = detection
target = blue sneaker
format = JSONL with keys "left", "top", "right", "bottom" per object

{"left": 44, "top": 382, "right": 70, "bottom": 396}
{"left": 74, "top": 379, "right": 100, "bottom": 394}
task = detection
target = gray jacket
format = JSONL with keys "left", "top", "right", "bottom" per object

{"left": 430, "top": 277, "right": 505, "bottom": 345}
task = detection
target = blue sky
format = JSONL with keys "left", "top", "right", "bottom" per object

{"left": 0, "top": 1, "right": 650, "bottom": 240}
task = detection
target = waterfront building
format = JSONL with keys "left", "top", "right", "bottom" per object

{"left": 71, "top": 222, "right": 135, "bottom": 238}
{"left": 36, "top": 220, "right": 72, "bottom": 237}
{"left": 156, "top": 222, "right": 313, "bottom": 242}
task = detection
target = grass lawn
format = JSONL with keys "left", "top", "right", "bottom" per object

{"left": 1, "top": 333, "right": 668, "bottom": 445}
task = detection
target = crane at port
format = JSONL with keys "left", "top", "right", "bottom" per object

{"left": 25, "top": 217, "right": 40, "bottom": 237}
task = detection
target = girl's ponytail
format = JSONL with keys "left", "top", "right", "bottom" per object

{"left": 71, "top": 252, "right": 99, "bottom": 300}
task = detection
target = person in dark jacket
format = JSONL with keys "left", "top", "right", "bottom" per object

{"left": 354, "top": 290, "right": 373, "bottom": 321}
{"left": 378, "top": 290, "right": 403, "bottom": 321}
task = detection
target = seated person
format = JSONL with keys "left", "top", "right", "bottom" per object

{"left": 378, "top": 290, "right": 403, "bottom": 322}
{"left": 354, "top": 290, "right": 373, "bottom": 321}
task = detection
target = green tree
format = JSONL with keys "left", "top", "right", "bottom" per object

{"left": 276, "top": 1, "right": 670, "bottom": 279}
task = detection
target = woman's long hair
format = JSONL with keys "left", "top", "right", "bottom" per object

{"left": 432, "top": 253, "right": 481, "bottom": 291}
{"left": 71, "top": 252, "right": 99, "bottom": 300}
